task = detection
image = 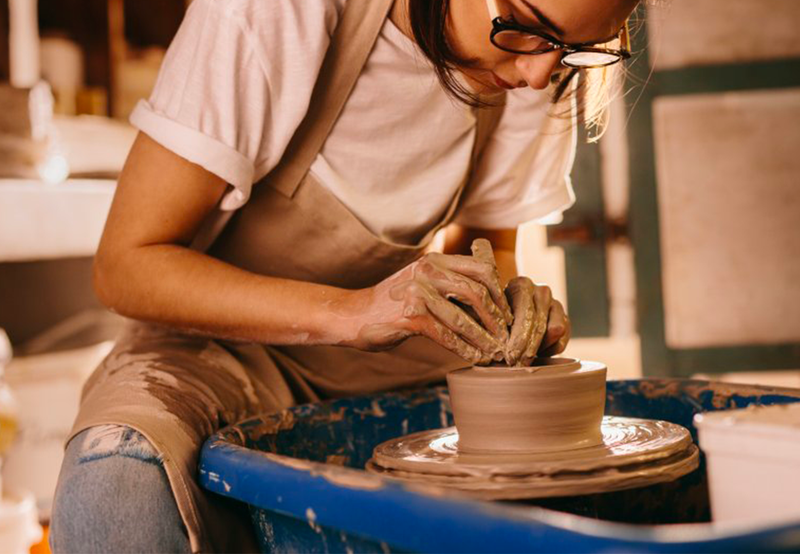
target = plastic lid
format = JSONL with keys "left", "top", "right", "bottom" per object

{"left": 695, "top": 402, "right": 800, "bottom": 433}
{"left": 0, "top": 491, "right": 42, "bottom": 553}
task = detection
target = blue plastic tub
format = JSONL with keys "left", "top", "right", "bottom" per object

{"left": 200, "top": 379, "right": 800, "bottom": 553}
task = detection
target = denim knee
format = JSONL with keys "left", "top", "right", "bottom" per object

{"left": 50, "top": 426, "right": 191, "bottom": 554}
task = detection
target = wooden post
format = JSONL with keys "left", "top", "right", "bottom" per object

{"left": 107, "top": 0, "right": 125, "bottom": 118}
{"left": 0, "top": 0, "right": 8, "bottom": 81}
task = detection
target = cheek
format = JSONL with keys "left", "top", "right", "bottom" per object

{"left": 447, "top": 0, "right": 496, "bottom": 62}
{"left": 451, "top": 24, "right": 513, "bottom": 72}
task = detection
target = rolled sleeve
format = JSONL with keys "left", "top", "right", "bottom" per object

{"left": 131, "top": 101, "right": 254, "bottom": 210}
{"left": 127, "top": 0, "right": 336, "bottom": 211}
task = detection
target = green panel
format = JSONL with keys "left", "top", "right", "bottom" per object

{"left": 626, "top": 5, "right": 800, "bottom": 376}
{"left": 655, "top": 59, "right": 800, "bottom": 97}
{"left": 670, "top": 344, "right": 800, "bottom": 378}
{"left": 626, "top": 71, "right": 670, "bottom": 374}
{"left": 562, "top": 245, "right": 609, "bottom": 337}
{"left": 547, "top": 100, "right": 610, "bottom": 338}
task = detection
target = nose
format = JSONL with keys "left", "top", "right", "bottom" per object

{"left": 514, "top": 51, "right": 563, "bottom": 90}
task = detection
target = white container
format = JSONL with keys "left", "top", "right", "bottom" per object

{"left": 3, "top": 341, "right": 112, "bottom": 519}
{"left": 695, "top": 403, "right": 800, "bottom": 526}
{"left": 0, "top": 490, "right": 42, "bottom": 554}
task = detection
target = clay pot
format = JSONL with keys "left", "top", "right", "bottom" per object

{"left": 446, "top": 358, "right": 607, "bottom": 453}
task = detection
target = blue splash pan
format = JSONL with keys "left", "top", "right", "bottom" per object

{"left": 200, "top": 379, "right": 800, "bottom": 553}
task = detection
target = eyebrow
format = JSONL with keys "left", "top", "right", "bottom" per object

{"left": 519, "top": 0, "right": 566, "bottom": 37}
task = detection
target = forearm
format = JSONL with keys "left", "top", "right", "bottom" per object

{"left": 94, "top": 244, "right": 357, "bottom": 346}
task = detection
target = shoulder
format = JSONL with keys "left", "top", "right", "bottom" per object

{"left": 203, "top": 0, "right": 346, "bottom": 37}
{"left": 182, "top": 0, "right": 347, "bottom": 82}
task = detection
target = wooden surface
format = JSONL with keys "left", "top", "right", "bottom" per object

{"left": 0, "top": 0, "right": 8, "bottom": 81}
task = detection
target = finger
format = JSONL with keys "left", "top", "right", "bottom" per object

{"left": 470, "top": 238, "right": 495, "bottom": 264}
{"left": 540, "top": 319, "right": 570, "bottom": 357}
{"left": 424, "top": 292, "right": 504, "bottom": 361}
{"left": 470, "top": 239, "right": 515, "bottom": 325}
{"left": 423, "top": 266, "right": 509, "bottom": 342}
{"left": 504, "top": 277, "right": 536, "bottom": 366}
{"left": 424, "top": 319, "right": 492, "bottom": 365}
{"left": 407, "top": 280, "right": 504, "bottom": 361}
{"left": 392, "top": 288, "right": 491, "bottom": 364}
{"left": 540, "top": 300, "right": 568, "bottom": 351}
{"left": 427, "top": 252, "right": 513, "bottom": 325}
{"left": 520, "top": 285, "right": 552, "bottom": 366}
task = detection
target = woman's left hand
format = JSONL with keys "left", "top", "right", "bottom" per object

{"left": 504, "top": 277, "right": 571, "bottom": 366}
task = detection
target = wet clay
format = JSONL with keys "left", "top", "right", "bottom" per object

{"left": 350, "top": 238, "right": 563, "bottom": 367}
{"left": 366, "top": 417, "right": 699, "bottom": 500}
{"left": 504, "top": 277, "right": 552, "bottom": 365}
{"left": 367, "top": 358, "right": 700, "bottom": 499}
{"left": 447, "top": 359, "right": 607, "bottom": 453}
{"left": 372, "top": 416, "right": 694, "bottom": 476}
{"left": 352, "top": 247, "right": 512, "bottom": 365}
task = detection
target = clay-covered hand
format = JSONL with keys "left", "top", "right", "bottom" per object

{"left": 504, "top": 276, "right": 571, "bottom": 365}
{"left": 339, "top": 240, "right": 514, "bottom": 364}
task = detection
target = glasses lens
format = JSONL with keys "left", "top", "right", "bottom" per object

{"left": 561, "top": 51, "right": 621, "bottom": 68}
{"left": 492, "top": 30, "right": 554, "bottom": 54}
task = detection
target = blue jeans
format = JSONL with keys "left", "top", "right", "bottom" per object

{"left": 50, "top": 426, "right": 191, "bottom": 553}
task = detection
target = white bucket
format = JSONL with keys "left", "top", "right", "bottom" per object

{"left": 0, "top": 490, "right": 42, "bottom": 554}
{"left": 3, "top": 341, "right": 113, "bottom": 519}
{"left": 695, "top": 403, "right": 800, "bottom": 526}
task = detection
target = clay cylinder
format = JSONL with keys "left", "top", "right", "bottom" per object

{"left": 446, "top": 358, "right": 607, "bottom": 453}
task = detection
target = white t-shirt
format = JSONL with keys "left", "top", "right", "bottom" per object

{"left": 130, "top": 0, "right": 576, "bottom": 244}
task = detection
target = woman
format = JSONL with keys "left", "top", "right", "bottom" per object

{"left": 51, "top": 0, "right": 638, "bottom": 551}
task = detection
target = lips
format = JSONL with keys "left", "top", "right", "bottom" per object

{"left": 492, "top": 73, "right": 516, "bottom": 90}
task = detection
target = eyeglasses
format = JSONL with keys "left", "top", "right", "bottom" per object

{"left": 486, "top": 0, "right": 631, "bottom": 69}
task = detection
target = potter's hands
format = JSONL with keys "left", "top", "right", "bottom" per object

{"left": 340, "top": 240, "right": 514, "bottom": 364}
{"left": 504, "top": 277, "right": 571, "bottom": 365}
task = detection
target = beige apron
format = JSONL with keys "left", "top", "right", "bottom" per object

{"left": 69, "top": 0, "right": 505, "bottom": 551}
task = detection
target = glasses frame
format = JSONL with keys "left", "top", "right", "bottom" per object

{"left": 486, "top": 0, "right": 632, "bottom": 68}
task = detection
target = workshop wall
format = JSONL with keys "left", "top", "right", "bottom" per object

{"left": 647, "top": 0, "right": 800, "bottom": 69}
{"left": 654, "top": 89, "right": 800, "bottom": 349}
{"left": 528, "top": 0, "right": 800, "bottom": 378}
{"left": 628, "top": 0, "right": 800, "bottom": 375}
{"left": 646, "top": 2, "right": 800, "bottom": 350}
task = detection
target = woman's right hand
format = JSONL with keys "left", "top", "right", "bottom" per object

{"left": 337, "top": 240, "right": 514, "bottom": 364}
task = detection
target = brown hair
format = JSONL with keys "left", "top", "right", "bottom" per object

{"left": 407, "top": 0, "right": 620, "bottom": 140}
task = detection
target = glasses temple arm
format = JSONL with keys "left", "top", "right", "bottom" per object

{"left": 486, "top": 0, "right": 501, "bottom": 20}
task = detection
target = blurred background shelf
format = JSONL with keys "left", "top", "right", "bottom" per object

{"left": 0, "top": 178, "right": 115, "bottom": 262}
{"left": 0, "top": 113, "right": 135, "bottom": 263}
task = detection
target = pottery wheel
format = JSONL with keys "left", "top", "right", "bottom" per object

{"left": 366, "top": 416, "right": 700, "bottom": 500}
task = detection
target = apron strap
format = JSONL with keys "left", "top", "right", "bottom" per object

{"left": 269, "top": 0, "right": 395, "bottom": 199}
{"left": 191, "top": 0, "right": 393, "bottom": 251}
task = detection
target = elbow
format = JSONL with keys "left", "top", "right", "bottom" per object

{"left": 92, "top": 250, "right": 125, "bottom": 314}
